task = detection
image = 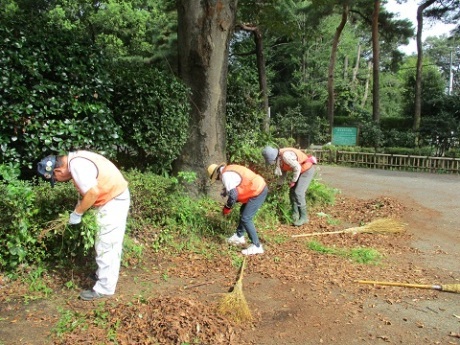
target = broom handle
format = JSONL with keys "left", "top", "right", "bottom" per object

{"left": 292, "top": 229, "right": 347, "bottom": 238}
{"left": 236, "top": 258, "right": 247, "bottom": 283}
{"left": 356, "top": 280, "right": 442, "bottom": 290}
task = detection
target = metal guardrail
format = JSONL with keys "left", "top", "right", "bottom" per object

{"left": 310, "top": 149, "right": 460, "bottom": 174}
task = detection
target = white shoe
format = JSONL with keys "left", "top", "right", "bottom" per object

{"left": 227, "top": 233, "right": 246, "bottom": 246}
{"left": 242, "top": 244, "right": 264, "bottom": 255}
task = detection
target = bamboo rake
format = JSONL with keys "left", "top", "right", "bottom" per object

{"left": 356, "top": 280, "right": 460, "bottom": 294}
{"left": 292, "top": 218, "right": 405, "bottom": 238}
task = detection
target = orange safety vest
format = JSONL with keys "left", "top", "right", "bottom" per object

{"left": 223, "top": 164, "right": 266, "bottom": 204}
{"left": 70, "top": 151, "right": 128, "bottom": 207}
{"left": 279, "top": 148, "right": 316, "bottom": 174}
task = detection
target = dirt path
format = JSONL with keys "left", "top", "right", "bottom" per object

{"left": 318, "top": 165, "right": 460, "bottom": 270}
{"left": 315, "top": 166, "right": 460, "bottom": 345}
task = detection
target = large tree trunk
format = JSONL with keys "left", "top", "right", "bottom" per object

{"left": 238, "top": 24, "right": 270, "bottom": 133}
{"left": 327, "top": 3, "right": 348, "bottom": 136}
{"left": 371, "top": 0, "right": 380, "bottom": 124}
{"left": 175, "top": 0, "right": 237, "bottom": 196}
{"left": 414, "top": 0, "right": 436, "bottom": 145}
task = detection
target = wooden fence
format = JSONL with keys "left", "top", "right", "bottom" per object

{"left": 310, "top": 150, "right": 460, "bottom": 175}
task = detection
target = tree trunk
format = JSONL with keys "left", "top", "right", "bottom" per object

{"left": 371, "top": 0, "right": 380, "bottom": 124}
{"left": 352, "top": 44, "right": 361, "bottom": 104}
{"left": 361, "top": 61, "right": 372, "bottom": 108}
{"left": 352, "top": 44, "right": 361, "bottom": 84}
{"left": 238, "top": 24, "right": 270, "bottom": 133}
{"left": 344, "top": 55, "right": 349, "bottom": 81}
{"left": 414, "top": 0, "right": 436, "bottom": 145}
{"left": 175, "top": 0, "right": 237, "bottom": 196}
{"left": 327, "top": 3, "right": 348, "bottom": 136}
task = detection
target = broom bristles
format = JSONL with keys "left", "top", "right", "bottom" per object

{"left": 441, "top": 284, "right": 460, "bottom": 294}
{"left": 217, "top": 258, "right": 252, "bottom": 322}
{"left": 292, "top": 218, "right": 405, "bottom": 238}
{"left": 344, "top": 218, "right": 405, "bottom": 234}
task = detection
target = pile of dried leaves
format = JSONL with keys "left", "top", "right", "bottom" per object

{"left": 54, "top": 296, "right": 246, "bottom": 345}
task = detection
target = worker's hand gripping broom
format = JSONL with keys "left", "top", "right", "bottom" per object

{"left": 356, "top": 280, "right": 460, "bottom": 293}
{"left": 217, "top": 257, "right": 252, "bottom": 322}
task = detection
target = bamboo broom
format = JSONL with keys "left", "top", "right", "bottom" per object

{"left": 217, "top": 257, "right": 252, "bottom": 323}
{"left": 356, "top": 280, "right": 460, "bottom": 294}
{"left": 292, "top": 218, "right": 405, "bottom": 238}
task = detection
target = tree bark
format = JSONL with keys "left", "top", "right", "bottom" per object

{"left": 414, "top": 0, "right": 437, "bottom": 144}
{"left": 175, "top": 0, "right": 237, "bottom": 196}
{"left": 371, "top": 0, "right": 380, "bottom": 124}
{"left": 327, "top": 3, "right": 348, "bottom": 136}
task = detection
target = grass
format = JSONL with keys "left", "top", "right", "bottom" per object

{"left": 307, "top": 240, "right": 382, "bottom": 264}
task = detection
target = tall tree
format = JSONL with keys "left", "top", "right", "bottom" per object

{"left": 414, "top": 0, "right": 437, "bottom": 142}
{"left": 174, "top": 0, "right": 237, "bottom": 196}
{"left": 236, "top": 24, "right": 270, "bottom": 133}
{"left": 327, "top": 2, "right": 349, "bottom": 134}
{"left": 371, "top": 0, "right": 381, "bottom": 123}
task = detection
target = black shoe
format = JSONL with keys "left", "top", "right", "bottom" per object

{"left": 79, "top": 289, "right": 107, "bottom": 301}
{"left": 88, "top": 272, "right": 98, "bottom": 281}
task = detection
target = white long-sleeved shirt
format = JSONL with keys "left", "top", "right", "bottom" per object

{"left": 277, "top": 150, "right": 302, "bottom": 183}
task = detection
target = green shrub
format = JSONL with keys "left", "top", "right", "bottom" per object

{"left": 110, "top": 62, "right": 190, "bottom": 174}
{"left": 0, "top": 164, "right": 40, "bottom": 270}
{"left": 0, "top": 25, "right": 119, "bottom": 174}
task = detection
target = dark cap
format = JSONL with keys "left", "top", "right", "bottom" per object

{"left": 37, "top": 155, "right": 57, "bottom": 187}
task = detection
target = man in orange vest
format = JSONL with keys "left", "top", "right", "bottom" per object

{"left": 37, "top": 150, "right": 130, "bottom": 301}
{"left": 262, "top": 146, "right": 317, "bottom": 226}
{"left": 207, "top": 163, "right": 268, "bottom": 255}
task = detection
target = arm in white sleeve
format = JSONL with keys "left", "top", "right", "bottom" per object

{"left": 282, "top": 151, "right": 302, "bottom": 182}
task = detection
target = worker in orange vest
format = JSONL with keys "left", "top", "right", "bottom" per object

{"left": 207, "top": 163, "right": 268, "bottom": 255}
{"left": 37, "top": 150, "right": 130, "bottom": 301}
{"left": 262, "top": 146, "right": 317, "bottom": 226}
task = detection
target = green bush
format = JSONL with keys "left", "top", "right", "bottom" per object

{"left": 0, "top": 164, "right": 39, "bottom": 270}
{"left": 0, "top": 25, "right": 119, "bottom": 174}
{"left": 110, "top": 62, "right": 191, "bottom": 174}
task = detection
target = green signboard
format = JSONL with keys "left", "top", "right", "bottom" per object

{"left": 332, "top": 127, "right": 358, "bottom": 146}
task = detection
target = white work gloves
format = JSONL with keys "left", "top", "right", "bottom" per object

{"left": 69, "top": 211, "right": 83, "bottom": 225}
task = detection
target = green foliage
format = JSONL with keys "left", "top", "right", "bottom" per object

{"left": 400, "top": 56, "right": 446, "bottom": 117}
{"left": 307, "top": 179, "right": 337, "bottom": 208}
{"left": 226, "top": 63, "right": 267, "bottom": 157}
{"left": 124, "top": 170, "right": 222, "bottom": 253}
{"left": 359, "top": 122, "right": 385, "bottom": 148}
{"left": 0, "top": 24, "right": 119, "bottom": 172}
{"left": 110, "top": 62, "right": 190, "bottom": 174}
{"left": 274, "top": 105, "right": 329, "bottom": 147}
{"left": 0, "top": 164, "right": 39, "bottom": 270}
{"left": 307, "top": 240, "right": 382, "bottom": 265}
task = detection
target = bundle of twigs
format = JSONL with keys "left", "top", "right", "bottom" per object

{"left": 217, "top": 257, "right": 252, "bottom": 323}
{"left": 356, "top": 280, "right": 460, "bottom": 294}
{"left": 38, "top": 213, "right": 69, "bottom": 241}
{"left": 292, "top": 218, "right": 405, "bottom": 238}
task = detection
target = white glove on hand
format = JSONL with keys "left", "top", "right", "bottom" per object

{"left": 69, "top": 211, "right": 83, "bottom": 225}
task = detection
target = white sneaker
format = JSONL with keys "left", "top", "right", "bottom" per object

{"left": 242, "top": 244, "right": 264, "bottom": 255}
{"left": 227, "top": 233, "right": 246, "bottom": 246}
